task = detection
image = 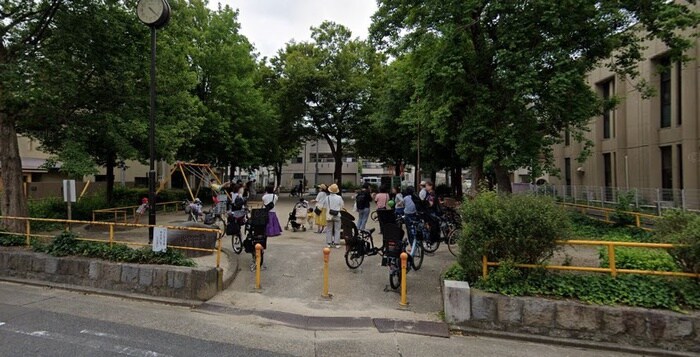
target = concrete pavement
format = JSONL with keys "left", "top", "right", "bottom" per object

{"left": 0, "top": 282, "right": 641, "bottom": 356}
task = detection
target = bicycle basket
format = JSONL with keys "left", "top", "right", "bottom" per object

{"left": 204, "top": 213, "right": 216, "bottom": 225}
{"left": 382, "top": 223, "right": 404, "bottom": 257}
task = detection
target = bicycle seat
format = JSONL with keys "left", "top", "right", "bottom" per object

{"left": 361, "top": 228, "right": 376, "bottom": 235}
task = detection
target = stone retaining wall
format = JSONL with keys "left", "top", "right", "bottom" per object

{"left": 452, "top": 286, "right": 700, "bottom": 352}
{"left": 0, "top": 248, "right": 218, "bottom": 301}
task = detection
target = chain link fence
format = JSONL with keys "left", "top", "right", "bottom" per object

{"left": 513, "top": 183, "right": 700, "bottom": 215}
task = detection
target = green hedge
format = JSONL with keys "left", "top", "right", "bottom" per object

{"left": 654, "top": 210, "right": 700, "bottom": 274}
{"left": 31, "top": 231, "right": 195, "bottom": 267}
{"left": 476, "top": 263, "right": 700, "bottom": 311}
{"left": 570, "top": 212, "right": 652, "bottom": 242}
{"left": 599, "top": 247, "right": 679, "bottom": 272}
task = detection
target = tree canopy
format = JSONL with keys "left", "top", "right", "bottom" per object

{"left": 370, "top": 0, "right": 700, "bottom": 192}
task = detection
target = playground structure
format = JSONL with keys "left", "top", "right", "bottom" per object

{"left": 158, "top": 162, "right": 225, "bottom": 201}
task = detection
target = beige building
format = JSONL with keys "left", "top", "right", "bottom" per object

{"left": 281, "top": 140, "right": 362, "bottom": 189}
{"left": 550, "top": 21, "right": 700, "bottom": 208}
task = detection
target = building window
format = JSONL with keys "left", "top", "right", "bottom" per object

{"left": 292, "top": 173, "right": 304, "bottom": 180}
{"left": 660, "top": 146, "right": 672, "bottom": 200}
{"left": 295, "top": 157, "right": 303, "bottom": 164}
{"left": 598, "top": 79, "right": 614, "bottom": 139}
{"left": 659, "top": 57, "right": 672, "bottom": 128}
{"left": 603, "top": 153, "right": 613, "bottom": 200}
{"left": 676, "top": 61, "right": 682, "bottom": 126}
{"left": 564, "top": 127, "right": 570, "bottom": 146}
{"left": 677, "top": 144, "right": 683, "bottom": 190}
{"left": 564, "top": 158, "right": 572, "bottom": 196}
{"left": 134, "top": 177, "right": 148, "bottom": 187}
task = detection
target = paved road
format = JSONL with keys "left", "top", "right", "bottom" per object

{"left": 0, "top": 282, "right": 638, "bottom": 357}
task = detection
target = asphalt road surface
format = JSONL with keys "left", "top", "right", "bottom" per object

{"left": 0, "top": 282, "right": 643, "bottom": 357}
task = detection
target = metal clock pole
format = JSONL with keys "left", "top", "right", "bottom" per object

{"left": 148, "top": 25, "right": 157, "bottom": 243}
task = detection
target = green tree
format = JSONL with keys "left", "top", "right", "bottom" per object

{"left": 371, "top": 0, "right": 700, "bottom": 193}
{"left": 0, "top": 0, "right": 64, "bottom": 231}
{"left": 276, "top": 22, "right": 382, "bottom": 182}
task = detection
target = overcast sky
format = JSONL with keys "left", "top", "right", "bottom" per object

{"left": 209, "top": 0, "right": 378, "bottom": 58}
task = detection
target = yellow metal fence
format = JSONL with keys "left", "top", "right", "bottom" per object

{"left": 482, "top": 239, "right": 699, "bottom": 279}
{"left": 92, "top": 201, "right": 182, "bottom": 223}
{"left": 559, "top": 202, "right": 658, "bottom": 231}
{"left": 0, "top": 215, "right": 224, "bottom": 269}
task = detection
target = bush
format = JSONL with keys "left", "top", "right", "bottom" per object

{"left": 654, "top": 210, "right": 700, "bottom": 274}
{"left": 570, "top": 212, "right": 653, "bottom": 242}
{"left": 0, "top": 229, "right": 25, "bottom": 246}
{"left": 612, "top": 191, "right": 635, "bottom": 227}
{"left": 476, "top": 268, "right": 700, "bottom": 310}
{"left": 599, "top": 247, "right": 679, "bottom": 272}
{"left": 459, "top": 192, "right": 570, "bottom": 282}
{"left": 32, "top": 231, "right": 195, "bottom": 267}
{"left": 443, "top": 263, "right": 467, "bottom": 281}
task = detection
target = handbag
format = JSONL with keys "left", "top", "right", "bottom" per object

{"left": 314, "top": 206, "right": 322, "bottom": 215}
{"left": 328, "top": 196, "right": 339, "bottom": 216}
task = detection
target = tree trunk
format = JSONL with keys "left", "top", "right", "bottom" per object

{"left": 332, "top": 141, "right": 343, "bottom": 185}
{"left": 105, "top": 153, "right": 116, "bottom": 204}
{"left": 470, "top": 157, "right": 484, "bottom": 197}
{"left": 0, "top": 113, "right": 28, "bottom": 232}
{"left": 493, "top": 161, "right": 513, "bottom": 194}
{"left": 453, "top": 166, "right": 463, "bottom": 198}
{"left": 274, "top": 162, "right": 282, "bottom": 192}
{"left": 394, "top": 160, "right": 402, "bottom": 177}
{"left": 430, "top": 170, "right": 437, "bottom": 185}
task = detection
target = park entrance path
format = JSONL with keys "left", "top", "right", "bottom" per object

{"left": 208, "top": 197, "right": 457, "bottom": 322}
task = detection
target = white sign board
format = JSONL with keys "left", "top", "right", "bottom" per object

{"left": 152, "top": 227, "right": 168, "bottom": 252}
{"left": 62, "top": 180, "right": 77, "bottom": 203}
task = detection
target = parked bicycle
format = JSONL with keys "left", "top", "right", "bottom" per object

{"left": 420, "top": 212, "right": 460, "bottom": 257}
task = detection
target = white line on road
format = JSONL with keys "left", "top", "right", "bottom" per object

{"left": 0, "top": 322, "right": 5, "bottom": 327}
{"left": 1, "top": 326, "right": 172, "bottom": 357}
{"left": 80, "top": 329, "right": 122, "bottom": 340}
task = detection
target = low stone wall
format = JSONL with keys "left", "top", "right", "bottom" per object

{"left": 444, "top": 283, "right": 700, "bottom": 353}
{"left": 0, "top": 248, "right": 218, "bottom": 301}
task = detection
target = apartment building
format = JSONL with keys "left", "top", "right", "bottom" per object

{"left": 280, "top": 140, "right": 363, "bottom": 189}
{"left": 550, "top": 21, "right": 700, "bottom": 206}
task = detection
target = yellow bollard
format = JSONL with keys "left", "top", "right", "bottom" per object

{"left": 255, "top": 243, "right": 262, "bottom": 289}
{"left": 400, "top": 252, "right": 408, "bottom": 307}
{"left": 322, "top": 247, "right": 331, "bottom": 298}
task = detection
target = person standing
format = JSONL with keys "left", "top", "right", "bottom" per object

{"left": 312, "top": 184, "right": 328, "bottom": 233}
{"left": 325, "top": 184, "right": 344, "bottom": 248}
{"left": 355, "top": 183, "right": 372, "bottom": 231}
{"left": 262, "top": 185, "right": 282, "bottom": 237}
{"left": 418, "top": 181, "right": 428, "bottom": 201}
{"left": 374, "top": 185, "right": 390, "bottom": 210}
{"left": 392, "top": 186, "right": 405, "bottom": 216}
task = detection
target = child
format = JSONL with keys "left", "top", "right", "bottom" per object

{"left": 134, "top": 198, "right": 149, "bottom": 224}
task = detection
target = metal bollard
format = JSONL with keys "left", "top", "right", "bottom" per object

{"left": 255, "top": 243, "right": 262, "bottom": 289}
{"left": 400, "top": 252, "right": 408, "bottom": 307}
{"left": 322, "top": 247, "right": 331, "bottom": 298}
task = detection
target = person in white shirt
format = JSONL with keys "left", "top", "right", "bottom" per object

{"left": 325, "top": 184, "right": 344, "bottom": 248}
{"left": 262, "top": 185, "right": 282, "bottom": 237}
{"left": 312, "top": 184, "right": 328, "bottom": 233}
{"left": 418, "top": 181, "right": 427, "bottom": 201}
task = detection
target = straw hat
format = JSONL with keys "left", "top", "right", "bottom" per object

{"left": 319, "top": 184, "right": 327, "bottom": 190}
{"left": 328, "top": 184, "right": 340, "bottom": 193}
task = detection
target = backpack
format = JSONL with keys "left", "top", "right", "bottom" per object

{"left": 231, "top": 195, "right": 244, "bottom": 211}
{"left": 355, "top": 191, "right": 370, "bottom": 209}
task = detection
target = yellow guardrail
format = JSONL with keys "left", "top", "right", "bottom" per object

{"left": 92, "top": 201, "right": 182, "bottom": 223}
{"left": 482, "top": 239, "right": 699, "bottom": 279}
{"left": 559, "top": 202, "right": 658, "bottom": 231}
{"left": 0, "top": 215, "right": 224, "bottom": 269}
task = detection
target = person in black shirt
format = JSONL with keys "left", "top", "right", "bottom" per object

{"left": 355, "top": 183, "right": 372, "bottom": 231}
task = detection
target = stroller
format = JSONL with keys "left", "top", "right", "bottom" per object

{"left": 243, "top": 208, "right": 268, "bottom": 271}
{"left": 285, "top": 199, "right": 309, "bottom": 232}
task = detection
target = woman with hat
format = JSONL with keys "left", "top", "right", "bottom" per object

{"left": 325, "top": 184, "right": 344, "bottom": 248}
{"left": 312, "top": 184, "right": 328, "bottom": 233}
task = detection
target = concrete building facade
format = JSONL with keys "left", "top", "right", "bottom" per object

{"left": 550, "top": 19, "right": 700, "bottom": 207}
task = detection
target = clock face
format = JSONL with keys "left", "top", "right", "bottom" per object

{"left": 137, "top": 0, "right": 165, "bottom": 25}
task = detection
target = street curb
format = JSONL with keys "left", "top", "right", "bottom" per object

{"left": 451, "top": 326, "right": 697, "bottom": 357}
{"left": 221, "top": 247, "right": 239, "bottom": 290}
{"left": 0, "top": 276, "right": 203, "bottom": 308}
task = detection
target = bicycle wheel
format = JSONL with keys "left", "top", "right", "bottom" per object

{"left": 447, "top": 229, "right": 461, "bottom": 257}
{"left": 344, "top": 247, "right": 364, "bottom": 269}
{"left": 370, "top": 210, "right": 378, "bottom": 222}
{"left": 389, "top": 265, "right": 401, "bottom": 290}
{"left": 422, "top": 236, "right": 440, "bottom": 253}
{"left": 232, "top": 234, "right": 243, "bottom": 254}
{"left": 411, "top": 242, "right": 424, "bottom": 271}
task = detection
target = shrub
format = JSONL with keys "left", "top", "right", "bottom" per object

{"left": 443, "top": 263, "right": 467, "bottom": 281}
{"left": 33, "top": 231, "right": 195, "bottom": 267}
{"left": 0, "top": 229, "right": 25, "bottom": 246}
{"left": 458, "top": 192, "right": 570, "bottom": 282}
{"left": 654, "top": 210, "right": 700, "bottom": 274}
{"left": 612, "top": 191, "right": 635, "bottom": 227}
{"left": 476, "top": 269, "right": 700, "bottom": 310}
{"left": 599, "top": 247, "right": 679, "bottom": 272}
{"left": 570, "top": 212, "right": 653, "bottom": 242}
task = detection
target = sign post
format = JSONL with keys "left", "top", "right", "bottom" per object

{"left": 152, "top": 227, "right": 168, "bottom": 252}
{"left": 62, "top": 180, "right": 77, "bottom": 228}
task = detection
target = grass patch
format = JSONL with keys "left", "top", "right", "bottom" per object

{"left": 570, "top": 212, "right": 653, "bottom": 242}
{"left": 599, "top": 247, "right": 679, "bottom": 272}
